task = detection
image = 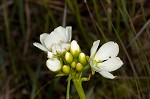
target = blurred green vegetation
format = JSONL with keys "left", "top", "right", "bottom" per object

{"left": 0, "top": 0, "right": 150, "bottom": 99}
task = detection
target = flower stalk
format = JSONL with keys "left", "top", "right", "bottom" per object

{"left": 72, "top": 78, "right": 86, "bottom": 99}
{"left": 66, "top": 77, "right": 71, "bottom": 99}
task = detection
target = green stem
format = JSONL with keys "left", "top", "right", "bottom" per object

{"left": 72, "top": 78, "right": 86, "bottom": 99}
{"left": 66, "top": 78, "right": 71, "bottom": 99}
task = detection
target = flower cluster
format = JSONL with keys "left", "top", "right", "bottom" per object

{"left": 47, "top": 40, "right": 88, "bottom": 75}
{"left": 33, "top": 26, "right": 123, "bottom": 79}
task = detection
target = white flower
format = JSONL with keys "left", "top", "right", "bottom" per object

{"left": 46, "top": 58, "right": 62, "bottom": 72}
{"left": 33, "top": 26, "right": 72, "bottom": 54}
{"left": 90, "top": 40, "right": 123, "bottom": 79}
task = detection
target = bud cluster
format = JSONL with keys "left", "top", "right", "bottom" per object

{"left": 58, "top": 40, "right": 88, "bottom": 75}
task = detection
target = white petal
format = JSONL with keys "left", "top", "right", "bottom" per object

{"left": 54, "top": 26, "right": 68, "bottom": 43}
{"left": 40, "top": 33, "right": 49, "bottom": 45}
{"left": 33, "top": 42, "right": 48, "bottom": 51}
{"left": 55, "top": 44, "right": 62, "bottom": 54}
{"left": 66, "top": 26, "right": 72, "bottom": 42}
{"left": 61, "top": 43, "right": 70, "bottom": 52}
{"left": 99, "top": 70, "right": 116, "bottom": 79}
{"left": 47, "top": 52, "right": 54, "bottom": 58}
{"left": 94, "top": 41, "right": 119, "bottom": 61}
{"left": 90, "top": 40, "right": 100, "bottom": 58}
{"left": 52, "top": 45, "right": 57, "bottom": 55}
{"left": 46, "top": 58, "right": 62, "bottom": 72}
{"left": 44, "top": 26, "right": 71, "bottom": 50}
{"left": 99, "top": 57, "right": 123, "bottom": 72}
{"left": 44, "top": 32, "right": 61, "bottom": 50}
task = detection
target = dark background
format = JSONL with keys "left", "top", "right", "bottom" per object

{"left": 0, "top": 0, "right": 150, "bottom": 99}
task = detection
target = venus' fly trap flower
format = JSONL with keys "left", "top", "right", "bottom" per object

{"left": 90, "top": 40, "right": 123, "bottom": 79}
{"left": 33, "top": 26, "right": 124, "bottom": 99}
{"left": 33, "top": 26, "right": 72, "bottom": 55}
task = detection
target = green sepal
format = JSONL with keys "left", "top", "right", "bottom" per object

{"left": 91, "top": 69, "right": 95, "bottom": 75}
{"left": 83, "top": 64, "right": 90, "bottom": 70}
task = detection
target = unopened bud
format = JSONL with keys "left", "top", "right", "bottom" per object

{"left": 62, "top": 65, "right": 70, "bottom": 74}
{"left": 70, "top": 40, "right": 81, "bottom": 58}
{"left": 71, "top": 61, "right": 76, "bottom": 69}
{"left": 65, "top": 52, "right": 73, "bottom": 64}
{"left": 79, "top": 52, "right": 87, "bottom": 65}
{"left": 76, "top": 63, "right": 83, "bottom": 72}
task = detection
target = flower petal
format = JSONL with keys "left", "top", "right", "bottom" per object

{"left": 94, "top": 41, "right": 119, "bottom": 61}
{"left": 44, "top": 32, "right": 61, "bottom": 50}
{"left": 54, "top": 26, "right": 68, "bottom": 43}
{"left": 66, "top": 26, "right": 72, "bottom": 42}
{"left": 55, "top": 44, "right": 62, "bottom": 54}
{"left": 47, "top": 51, "right": 54, "bottom": 58}
{"left": 90, "top": 40, "right": 100, "bottom": 58}
{"left": 98, "top": 57, "right": 123, "bottom": 72}
{"left": 52, "top": 44, "right": 57, "bottom": 55}
{"left": 61, "top": 43, "right": 70, "bottom": 52}
{"left": 40, "top": 33, "right": 49, "bottom": 45}
{"left": 33, "top": 42, "right": 48, "bottom": 51}
{"left": 99, "top": 70, "right": 116, "bottom": 79}
{"left": 46, "top": 58, "right": 62, "bottom": 72}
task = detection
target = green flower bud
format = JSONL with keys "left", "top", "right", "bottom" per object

{"left": 62, "top": 65, "right": 70, "bottom": 74}
{"left": 78, "top": 52, "right": 87, "bottom": 66}
{"left": 76, "top": 63, "right": 83, "bottom": 72}
{"left": 70, "top": 40, "right": 81, "bottom": 58}
{"left": 65, "top": 52, "right": 73, "bottom": 64}
{"left": 71, "top": 61, "right": 76, "bottom": 68}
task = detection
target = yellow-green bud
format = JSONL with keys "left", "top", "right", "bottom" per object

{"left": 78, "top": 52, "right": 87, "bottom": 66}
{"left": 65, "top": 52, "right": 73, "bottom": 64}
{"left": 76, "top": 63, "right": 83, "bottom": 72}
{"left": 62, "top": 65, "right": 70, "bottom": 74}
{"left": 71, "top": 61, "right": 76, "bottom": 68}
{"left": 70, "top": 40, "right": 81, "bottom": 58}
